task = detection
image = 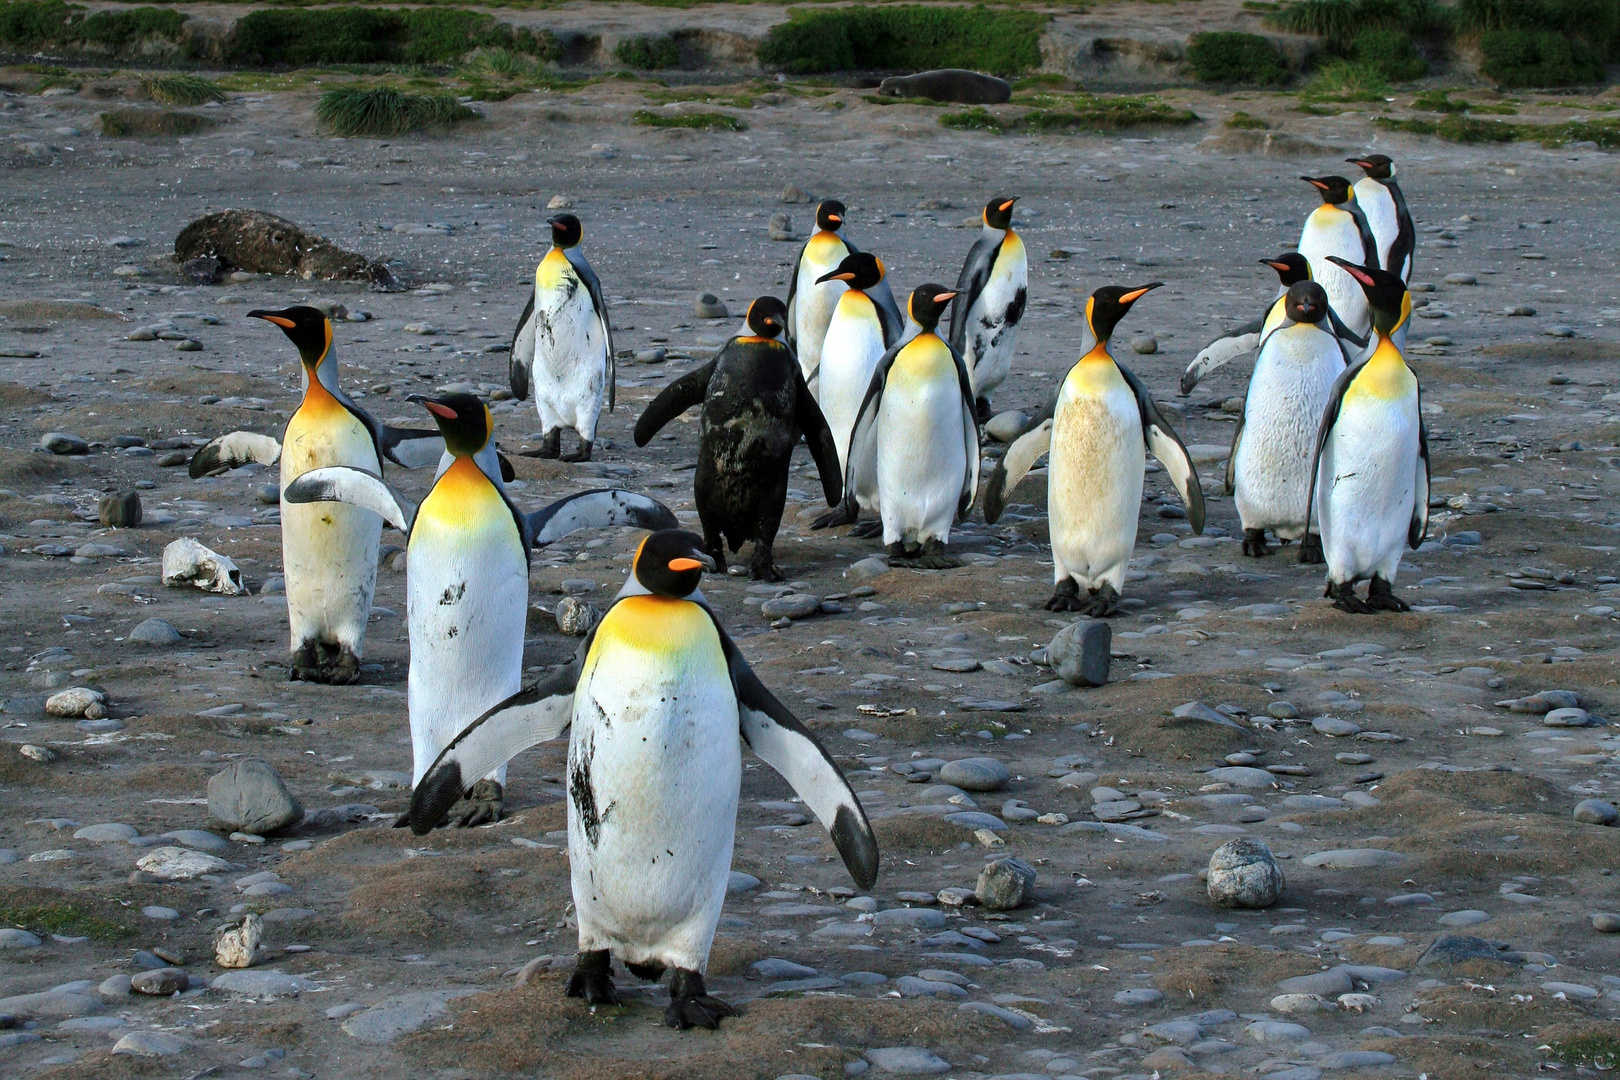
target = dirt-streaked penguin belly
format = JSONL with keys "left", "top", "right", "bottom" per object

{"left": 1048, "top": 361, "right": 1143, "bottom": 590}
{"left": 532, "top": 250, "right": 606, "bottom": 438}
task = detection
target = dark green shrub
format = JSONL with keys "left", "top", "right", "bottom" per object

{"left": 0, "top": 1, "right": 185, "bottom": 56}
{"left": 758, "top": 6, "right": 1046, "bottom": 75}
{"left": 315, "top": 87, "right": 476, "bottom": 137}
{"left": 225, "top": 8, "right": 402, "bottom": 66}
{"left": 100, "top": 107, "right": 215, "bottom": 137}
{"left": 1459, "top": 0, "right": 1620, "bottom": 60}
{"left": 614, "top": 34, "right": 680, "bottom": 69}
{"left": 1350, "top": 27, "right": 1428, "bottom": 78}
{"left": 139, "top": 73, "right": 225, "bottom": 105}
{"left": 1185, "top": 31, "right": 1289, "bottom": 84}
{"left": 1480, "top": 28, "right": 1605, "bottom": 86}
{"left": 1267, "top": 0, "right": 1452, "bottom": 42}
{"left": 632, "top": 108, "right": 746, "bottom": 130}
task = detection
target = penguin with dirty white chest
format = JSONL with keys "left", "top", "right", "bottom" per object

{"left": 950, "top": 196, "right": 1028, "bottom": 422}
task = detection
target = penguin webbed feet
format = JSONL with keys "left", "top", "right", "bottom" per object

{"left": 565, "top": 950, "right": 621, "bottom": 1007}
{"left": 888, "top": 539, "right": 960, "bottom": 570}
{"left": 664, "top": 969, "right": 737, "bottom": 1031}
{"left": 522, "top": 429, "right": 563, "bottom": 459}
{"left": 1298, "top": 533, "right": 1325, "bottom": 565}
{"left": 1327, "top": 580, "right": 1375, "bottom": 615}
{"left": 449, "top": 779, "right": 504, "bottom": 828}
{"left": 746, "top": 543, "right": 782, "bottom": 582}
{"left": 810, "top": 503, "right": 857, "bottom": 530}
{"left": 849, "top": 519, "right": 884, "bottom": 539}
{"left": 1366, "top": 576, "right": 1410, "bottom": 613}
{"left": 1044, "top": 578, "right": 1085, "bottom": 612}
{"left": 289, "top": 642, "right": 361, "bottom": 685}
{"left": 1045, "top": 580, "right": 1119, "bottom": 617}
{"left": 1241, "top": 529, "right": 1271, "bottom": 558}
{"left": 560, "top": 438, "right": 593, "bottom": 464}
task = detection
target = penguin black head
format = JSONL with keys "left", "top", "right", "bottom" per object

{"left": 816, "top": 251, "right": 886, "bottom": 291}
{"left": 815, "top": 200, "right": 847, "bottom": 233}
{"left": 1084, "top": 282, "right": 1162, "bottom": 345}
{"left": 1346, "top": 154, "right": 1394, "bottom": 180}
{"left": 548, "top": 214, "right": 583, "bottom": 249}
{"left": 633, "top": 529, "right": 714, "bottom": 597}
{"left": 906, "top": 284, "right": 957, "bottom": 334}
{"left": 409, "top": 391, "right": 491, "bottom": 457}
{"left": 745, "top": 296, "right": 789, "bottom": 340}
{"left": 1260, "top": 252, "right": 1312, "bottom": 286}
{"left": 1300, "top": 175, "right": 1354, "bottom": 206}
{"left": 983, "top": 196, "right": 1018, "bottom": 231}
{"left": 1326, "top": 257, "right": 1410, "bottom": 336}
{"left": 1283, "top": 281, "right": 1330, "bottom": 326}
{"left": 248, "top": 305, "right": 330, "bottom": 366}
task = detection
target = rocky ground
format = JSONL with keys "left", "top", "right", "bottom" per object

{"left": 0, "top": 64, "right": 1619, "bottom": 1080}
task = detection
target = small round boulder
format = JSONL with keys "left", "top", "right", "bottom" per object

{"left": 554, "top": 596, "right": 597, "bottom": 636}
{"left": 694, "top": 292, "right": 729, "bottom": 319}
{"left": 938, "top": 757, "right": 1010, "bottom": 792}
{"left": 1574, "top": 799, "right": 1619, "bottom": 826}
{"left": 1207, "top": 837, "right": 1284, "bottom": 909}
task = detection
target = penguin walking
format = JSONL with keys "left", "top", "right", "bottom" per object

{"left": 949, "top": 196, "right": 1027, "bottom": 422}
{"left": 1179, "top": 254, "right": 1366, "bottom": 395}
{"left": 784, "top": 200, "right": 900, "bottom": 392}
{"left": 983, "top": 284, "right": 1204, "bottom": 616}
{"left": 824, "top": 285, "right": 979, "bottom": 568}
{"left": 509, "top": 213, "right": 613, "bottom": 462}
{"left": 1297, "top": 176, "right": 1379, "bottom": 340}
{"left": 633, "top": 297, "right": 842, "bottom": 581}
{"left": 284, "top": 394, "right": 678, "bottom": 826}
{"left": 1306, "top": 258, "right": 1429, "bottom": 614}
{"left": 1347, "top": 155, "right": 1415, "bottom": 282}
{"left": 407, "top": 529, "right": 879, "bottom": 1028}
{"left": 1229, "top": 281, "right": 1351, "bottom": 563}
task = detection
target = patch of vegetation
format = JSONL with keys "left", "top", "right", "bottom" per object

{"left": 1349, "top": 26, "right": 1428, "bottom": 79}
{"left": 1184, "top": 31, "right": 1289, "bottom": 85}
{"left": 1551, "top": 1034, "right": 1620, "bottom": 1069}
{"left": 99, "top": 106, "right": 214, "bottom": 136}
{"left": 941, "top": 95, "right": 1199, "bottom": 133}
{"left": 1479, "top": 29, "right": 1606, "bottom": 87}
{"left": 614, "top": 33, "right": 679, "bottom": 70}
{"left": 0, "top": 889, "right": 137, "bottom": 940}
{"left": 1012, "top": 72, "right": 1071, "bottom": 90}
{"left": 1458, "top": 0, "right": 1620, "bottom": 62}
{"left": 0, "top": 1, "right": 186, "bottom": 57}
{"left": 138, "top": 72, "right": 225, "bottom": 105}
{"left": 757, "top": 5, "right": 1046, "bottom": 75}
{"left": 632, "top": 107, "right": 746, "bottom": 130}
{"left": 1302, "top": 59, "right": 1391, "bottom": 99}
{"left": 1225, "top": 109, "right": 1270, "bottom": 128}
{"left": 939, "top": 105, "right": 1009, "bottom": 130}
{"left": 1266, "top": 0, "right": 1453, "bottom": 43}
{"left": 1413, "top": 89, "right": 1519, "bottom": 113}
{"left": 1375, "top": 112, "right": 1620, "bottom": 145}
{"left": 224, "top": 7, "right": 563, "bottom": 68}
{"left": 864, "top": 93, "right": 948, "bottom": 106}
{"left": 314, "top": 87, "right": 476, "bottom": 137}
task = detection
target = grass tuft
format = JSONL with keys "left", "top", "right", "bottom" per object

{"left": 1185, "top": 31, "right": 1290, "bottom": 85}
{"left": 1267, "top": 0, "right": 1453, "bottom": 41}
{"left": 1479, "top": 28, "right": 1606, "bottom": 87}
{"left": 1375, "top": 112, "right": 1620, "bottom": 146}
{"left": 1303, "top": 58, "right": 1392, "bottom": 98}
{"left": 1225, "top": 110, "right": 1270, "bottom": 128}
{"left": 138, "top": 73, "right": 225, "bottom": 106}
{"left": 314, "top": 87, "right": 476, "bottom": 137}
{"left": 99, "top": 107, "right": 214, "bottom": 137}
{"left": 632, "top": 108, "right": 746, "bottom": 130}
{"left": 614, "top": 34, "right": 680, "bottom": 70}
{"left": 1552, "top": 1034, "right": 1620, "bottom": 1070}
{"left": 757, "top": 5, "right": 1046, "bottom": 75}
{"left": 0, "top": 890, "right": 137, "bottom": 940}
{"left": 942, "top": 96, "right": 1199, "bottom": 133}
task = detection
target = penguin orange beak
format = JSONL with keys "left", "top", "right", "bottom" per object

{"left": 999, "top": 198, "right": 1017, "bottom": 211}
{"left": 933, "top": 291, "right": 958, "bottom": 305}
{"left": 1261, "top": 259, "right": 1292, "bottom": 273}
{"left": 408, "top": 393, "right": 458, "bottom": 420}
{"left": 817, "top": 270, "right": 857, "bottom": 284}
{"left": 668, "top": 553, "right": 714, "bottom": 572}
{"left": 1119, "top": 282, "right": 1163, "bottom": 304}
{"left": 1300, "top": 177, "right": 1331, "bottom": 191}
{"left": 825, "top": 214, "right": 842, "bottom": 224}
{"left": 1346, "top": 158, "right": 1373, "bottom": 169}
{"left": 249, "top": 312, "right": 296, "bottom": 329}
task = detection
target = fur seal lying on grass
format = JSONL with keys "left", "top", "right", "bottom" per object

{"left": 877, "top": 69, "right": 1012, "bottom": 105}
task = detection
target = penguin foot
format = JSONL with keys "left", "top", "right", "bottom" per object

{"left": 975, "top": 397, "right": 993, "bottom": 425}
{"left": 1241, "top": 529, "right": 1271, "bottom": 558}
{"left": 565, "top": 950, "right": 621, "bottom": 1006}
{"left": 810, "top": 505, "right": 855, "bottom": 530}
{"left": 1082, "top": 585, "right": 1121, "bottom": 619}
{"left": 1298, "top": 533, "right": 1325, "bottom": 565}
{"left": 1328, "top": 581, "right": 1374, "bottom": 614}
{"left": 702, "top": 538, "right": 729, "bottom": 577}
{"left": 903, "top": 539, "right": 961, "bottom": 570}
{"left": 449, "top": 779, "right": 503, "bottom": 828}
{"left": 664, "top": 969, "right": 736, "bottom": 1031}
{"left": 524, "top": 430, "right": 562, "bottom": 459}
{"left": 849, "top": 520, "right": 884, "bottom": 540}
{"left": 289, "top": 644, "right": 320, "bottom": 683}
{"left": 1366, "top": 576, "right": 1410, "bottom": 613}
{"left": 747, "top": 545, "right": 782, "bottom": 582}
{"left": 1044, "top": 579, "right": 1084, "bottom": 612}
{"left": 291, "top": 643, "right": 361, "bottom": 685}
{"left": 561, "top": 438, "right": 593, "bottom": 463}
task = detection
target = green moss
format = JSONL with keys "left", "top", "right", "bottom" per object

{"left": 99, "top": 106, "right": 214, "bottom": 135}
{"left": 942, "top": 95, "right": 1198, "bottom": 133}
{"left": 863, "top": 93, "right": 948, "bottom": 106}
{"left": 1266, "top": 0, "right": 1452, "bottom": 42}
{"left": 757, "top": 6, "right": 1046, "bottom": 76}
{"left": 614, "top": 34, "right": 680, "bottom": 70}
{"left": 1349, "top": 27, "right": 1428, "bottom": 79}
{"left": 139, "top": 72, "right": 225, "bottom": 105}
{"left": 1412, "top": 89, "right": 1471, "bottom": 111}
{"left": 1553, "top": 1035, "right": 1620, "bottom": 1070}
{"left": 314, "top": 86, "right": 476, "bottom": 136}
{"left": 1303, "top": 58, "right": 1391, "bottom": 98}
{"left": 1184, "top": 31, "right": 1289, "bottom": 85}
{"left": 225, "top": 7, "right": 564, "bottom": 68}
{"left": 632, "top": 108, "right": 746, "bottom": 130}
{"left": 1225, "top": 109, "right": 1270, "bottom": 128}
{"left": 1374, "top": 112, "right": 1618, "bottom": 145}
{"left": 1479, "top": 29, "right": 1605, "bottom": 87}
{"left": 0, "top": 892, "right": 136, "bottom": 940}
{"left": 1459, "top": 0, "right": 1620, "bottom": 61}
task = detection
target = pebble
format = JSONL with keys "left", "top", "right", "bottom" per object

{"left": 1246, "top": 1020, "right": 1311, "bottom": 1042}
{"left": 1301, "top": 848, "right": 1409, "bottom": 869}
{"left": 983, "top": 411, "right": 1029, "bottom": 443}
{"left": 1203, "top": 766, "right": 1277, "bottom": 790}
{"left": 1270, "top": 993, "right": 1331, "bottom": 1014}
{"left": 1129, "top": 335, "right": 1158, "bottom": 354}
{"left": 131, "top": 968, "right": 189, "bottom": 995}
{"left": 1113, "top": 987, "right": 1164, "bottom": 1006}
{"left": 46, "top": 687, "right": 105, "bottom": 718}
{"left": 1207, "top": 838, "right": 1284, "bottom": 909}
{"left": 1574, "top": 799, "right": 1618, "bottom": 826}
{"left": 208, "top": 759, "right": 304, "bottom": 835}
{"left": 341, "top": 990, "right": 479, "bottom": 1043}
{"left": 1591, "top": 913, "right": 1620, "bottom": 933}
{"left": 727, "top": 871, "right": 761, "bottom": 893}
{"left": 896, "top": 975, "right": 967, "bottom": 999}
{"left": 99, "top": 975, "right": 132, "bottom": 999}
{"left": 753, "top": 958, "right": 817, "bottom": 980}
{"left": 73, "top": 822, "right": 137, "bottom": 842}
{"left": 128, "top": 617, "right": 183, "bottom": 645}
{"left": 112, "top": 1030, "right": 191, "bottom": 1057}
{"left": 0, "top": 989, "right": 102, "bottom": 1017}
{"left": 1311, "top": 716, "right": 1361, "bottom": 737}
{"left": 938, "top": 757, "right": 1010, "bottom": 792}
{"left": 135, "top": 846, "right": 231, "bottom": 881}
{"left": 0, "top": 928, "right": 41, "bottom": 948}
{"left": 211, "top": 970, "right": 317, "bottom": 997}
{"left": 872, "top": 907, "right": 947, "bottom": 930}
{"left": 976, "top": 856, "right": 1036, "bottom": 910}
{"left": 19, "top": 744, "right": 55, "bottom": 763}
{"left": 1544, "top": 707, "right": 1593, "bottom": 728}
{"left": 767, "top": 212, "right": 795, "bottom": 241}
{"left": 1438, "top": 909, "right": 1491, "bottom": 927}
{"left": 1279, "top": 969, "right": 1354, "bottom": 997}
{"left": 761, "top": 594, "right": 821, "bottom": 620}
{"left": 1321, "top": 1050, "right": 1397, "bottom": 1068}
{"left": 864, "top": 1047, "right": 951, "bottom": 1074}
{"left": 957, "top": 1001, "right": 1031, "bottom": 1029}
{"left": 1045, "top": 619, "right": 1111, "bottom": 687}
{"left": 1173, "top": 701, "right": 1243, "bottom": 729}
{"left": 141, "top": 906, "right": 180, "bottom": 921}
{"left": 847, "top": 556, "right": 891, "bottom": 581}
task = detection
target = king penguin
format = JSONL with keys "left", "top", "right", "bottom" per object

{"left": 1297, "top": 175, "right": 1379, "bottom": 340}
{"left": 406, "top": 529, "right": 880, "bottom": 1028}
{"left": 1229, "top": 280, "right": 1351, "bottom": 563}
{"left": 633, "top": 297, "right": 842, "bottom": 581}
{"left": 949, "top": 195, "right": 1028, "bottom": 422}
{"left": 509, "top": 213, "right": 613, "bottom": 462}
{"left": 1306, "top": 257, "right": 1429, "bottom": 614}
{"left": 784, "top": 200, "right": 900, "bottom": 392}
{"left": 983, "top": 284, "right": 1204, "bottom": 616}
{"left": 1347, "top": 154, "right": 1415, "bottom": 282}
{"left": 284, "top": 394, "right": 678, "bottom": 827}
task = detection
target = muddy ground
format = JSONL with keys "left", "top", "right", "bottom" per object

{"left": 0, "top": 63, "right": 1618, "bottom": 1080}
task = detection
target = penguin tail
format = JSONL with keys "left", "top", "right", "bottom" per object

{"left": 188, "top": 431, "right": 281, "bottom": 478}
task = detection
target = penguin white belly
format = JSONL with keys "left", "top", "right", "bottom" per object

{"left": 1317, "top": 394, "right": 1419, "bottom": 584}
{"left": 1234, "top": 326, "right": 1342, "bottom": 540}
{"left": 568, "top": 596, "right": 741, "bottom": 973}
{"left": 531, "top": 253, "right": 607, "bottom": 441}
{"left": 793, "top": 234, "right": 850, "bottom": 392}
{"left": 405, "top": 459, "right": 528, "bottom": 784}
{"left": 1298, "top": 208, "right": 1370, "bottom": 336}
{"left": 280, "top": 391, "right": 382, "bottom": 653}
{"left": 876, "top": 348, "right": 967, "bottom": 546}
{"left": 963, "top": 234, "right": 1027, "bottom": 399}
{"left": 1048, "top": 366, "right": 1143, "bottom": 592}
{"left": 1354, "top": 180, "right": 1398, "bottom": 274}
{"left": 819, "top": 292, "right": 887, "bottom": 482}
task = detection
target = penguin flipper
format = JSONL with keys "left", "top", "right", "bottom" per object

{"left": 1410, "top": 417, "right": 1430, "bottom": 549}
{"left": 283, "top": 466, "right": 412, "bottom": 533}
{"left": 510, "top": 290, "right": 535, "bottom": 401}
{"left": 528, "top": 488, "right": 678, "bottom": 548}
{"left": 407, "top": 658, "right": 585, "bottom": 835}
{"left": 633, "top": 361, "right": 714, "bottom": 447}
{"left": 870, "top": 276, "right": 906, "bottom": 348}
{"left": 1326, "top": 306, "right": 1369, "bottom": 354}
{"left": 1180, "top": 318, "right": 1263, "bottom": 396}
{"left": 719, "top": 623, "right": 878, "bottom": 889}
{"left": 983, "top": 412, "right": 1052, "bottom": 524}
{"left": 1117, "top": 360, "right": 1204, "bottom": 535}
{"left": 793, "top": 362, "right": 844, "bottom": 506}
{"left": 1225, "top": 411, "right": 1244, "bottom": 497}
{"left": 188, "top": 431, "right": 281, "bottom": 478}
{"left": 948, "top": 233, "right": 998, "bottom": 355}
{"left": 948, "top": 339, "right": 981, "bottom": 517}
{"left": 378, "top": 425, "right": 446, "bottom": 470}
{"left": 566, "top": 247, "right": 614, "bottom": 411}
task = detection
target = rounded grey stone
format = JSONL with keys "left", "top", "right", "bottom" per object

{"left": 207, "top": 759, "right": 304, "bottom": 835}
{"left": 1574, "top": 799, "right": 1618, "bottom": 826}
{"left": 694, "top": 292, "right": 729, "bottom": 319}
{"left": 1207, "top": 838, "right": 1284, "bottom": 909}
{"left": 0, "top": 928, "right": 42, "bottom": 948}
{"left": 112, "top": 1030, "right": 190, "bottom": 1056}
{"left": 937, "top": 757, "right": 1010, "bottom": 792}
{"left": 1113, "top": 987, "right": 1164, "bottom": 1006}
{"left": 1591, "top": 912, "right": 1620, "bottom": 933}
{"left": 131, "top": 968, "right": 188, "bottom": 995}
{"left": 1438, "top": 909, "right": 1491, "bottom": 928}
{"left": 74, "top": 823, "right": 138, "bottom": 842}
{"left": 1046, "top": 619, "right": 1111, "bottom": 687}
{"left": 40, "top": 432, "right": 88, "bottom": 455}
{"left": 976, "top": 856, "right": 1036, "bottom": 910}
{"left": 864, "top": 1047, "right": 951, "bottom": 1075}
{"left": 1310, "top": 716, "right": 1360, "bottom": 737}
{"left": 761, "top": 594, "right": 821, "bottom": 620}
{"left": 128, "top": 618, "right": 182, "bottom": 646}
{"left": 1544, "top": 707, "right": 1592, "bottom": 727}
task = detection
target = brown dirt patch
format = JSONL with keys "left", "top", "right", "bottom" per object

{"left": 0, "top": 447, "right": 86, "bottom": 484}
{"left": 1360, "top": 1034, "right": 1533, "bottom": 1080}
{"left": 1482, "top": 340, "right": 1620, "bottom": 363}
{"left": 873, "top": 812, "right": 972, "bottom": 853}
{"left": 707, "top": 934, "right": 768, "bottom": 976}
{"left": 0, "top": 379, "right": 54, "bottom": 406}
{"left": 1415, "top": 983, "right": 1594, "bottom": 1029}
{"left": 1151, "top": 943, "right": 1320, "bottom": 1003}
{"left": 36, "top": 1053, "right": 174, "bottom": 1080}
{"left": 0, "top": 300, "right": 123, "bottom": 322}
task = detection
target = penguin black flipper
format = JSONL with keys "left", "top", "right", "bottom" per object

{"left": 566, "top": 247, "right": 615, "bottom": 411}
{"left": 1384, "top": 178, "right": 1416, "bottom": 283}
{"left": 527, "top": 488, "right": 680, "bottom": 549}
{"left": 1226, "top": 411, "right": 1245, "bottom": 497}
{"left": 825, "top": 340, "right": 900, "bottom": 527}
{"left": 1180, "top": 310, "right": 1268, "bottom": 396}
{"left": 188, "top": 431, "right": 282, "bottom": 478}
{"left": 792, "top": 364, "right": 845, "bottom": 506}
{"left": 1301, "top": 354, "right": 1367, "bottom": 554}
{"left": 283, "top": 465, "right": 414, "bottom": 533}
{"left": 406, "top": 651, "right": 588, "bottom": 834}
{"left": 509, "top": 290, "right": 534, "bottom": 401}
{"left": 710, "top": 611, "right": 878, "bottom": 889}
{"left": 1325, "top": 305, "right": 1370, "bottom": 356}
{"left": 982, "top": 397, "right": 1055, "bottom": 524}
{"left": 1410, "top": 416, "right": 1430, "bottom": 550}
{"left": 633, "top": 361, "right": 715, "bottom": 447}
{"left": 377, "top": 424, "right": 446, "bottom": 470}
{"left": 1346, "top": 199, "right": 1380, "bottom": 271}
{"left": 947, "top": 231, "right": 1000, "bottom": 356}
{"left": 1116, "top": 360, "right": 1204, "bottom": 534}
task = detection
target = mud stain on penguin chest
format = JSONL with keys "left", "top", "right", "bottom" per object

{"left": 408, "top": 458, "right": 522, "bottom": 643}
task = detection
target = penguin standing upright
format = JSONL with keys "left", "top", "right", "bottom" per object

{"left": 407, "top": 530, "right": 880, "bottom": 1028}
{"left": 1347, "top": 155, "right": 1415, "bottom": 282}
{"left": 284, "top": 395, "right": 678, "bottom": 826}
{"left": 509, "top": 214, "right": 613, "bottom": 462}
{"left": 1306, "top": 258, "right": 1428, "bottom": 614}
{"left": 784, "top": 200, "right": 900, "bottom": 392}
{"left": 1297, "top": 176, "right": 1379, "bottom": 339}
{"left": 949, "top": 196, "right": 1027, "bottom": 422}
{"left": 1229, "top": 281, "right": 1351, "bottom": 562}
{"left": 1180, "top": 253, "right": 1366, "bottom": 395}
{"left": 633, "top": 297, "right": 843, "bottom": 581}
{"left": 983, "top": 284, "right": 1204, "bottom": 616}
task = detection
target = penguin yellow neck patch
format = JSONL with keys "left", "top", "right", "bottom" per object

{"left": 1345, "top": 339, "right": 1415, "bottom": 404}
{"left": 1066, "top": 346, "right": 1124, "bottom": 396}
{"left": 586, "top": 594, "right": 720, "bottom": 667}
{"left": 806, "top": 232, "right": 847, "bottom": 263}
{"left": 536, "top": 247, "right": 576, "bottom": 291}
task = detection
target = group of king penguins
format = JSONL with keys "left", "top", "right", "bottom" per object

{"left": 181, "top": 152, "right": 1422, "bottom": 1029}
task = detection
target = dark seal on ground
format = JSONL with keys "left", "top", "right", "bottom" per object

{"left": 877, "top": 69, "right": 1012, "bottom": 105}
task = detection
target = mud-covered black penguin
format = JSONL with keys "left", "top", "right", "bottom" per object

{"left": 634, "top": 297, "right": 843, "bottom": 581}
